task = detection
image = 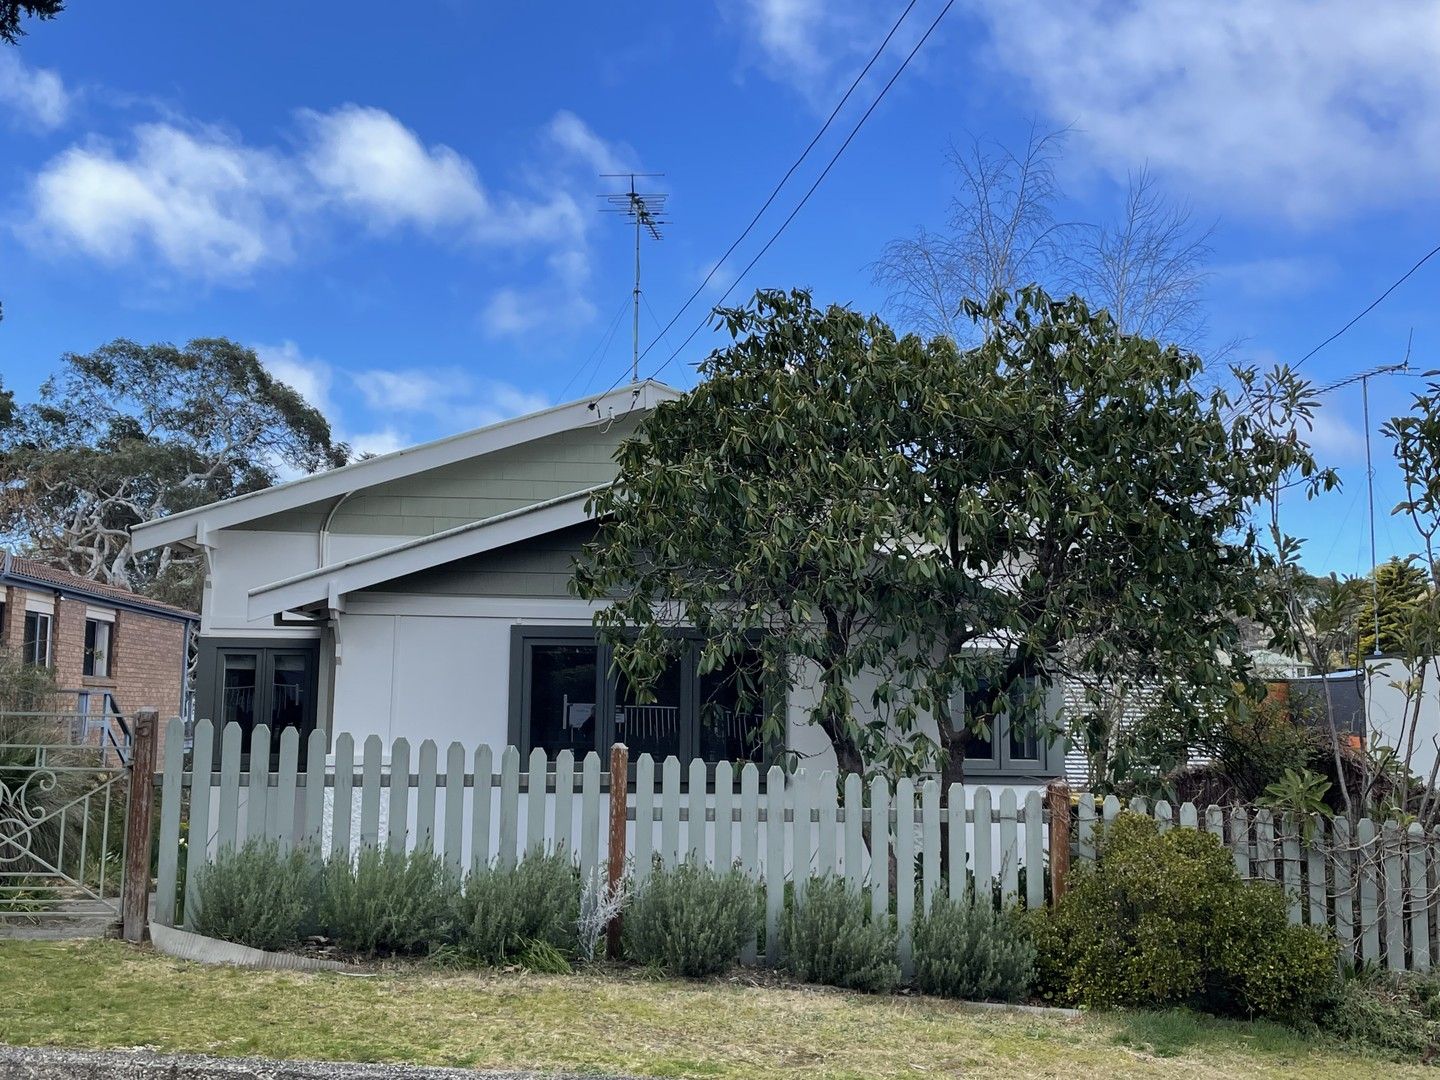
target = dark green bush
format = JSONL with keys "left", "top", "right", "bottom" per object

{"left": 1028, "top": 812, "right": 1338, "bottom": 1019}
{"left": 911, "top": 893, "right": 1034, "bottom": 1002}
{"left": 1322, "top": 968, "right": 1440, "bottom": 1059}
{"left": 624, "top": 861, "right": 761, "bottom": 977}
{"left": 318, "top": 845, "right": 460, "bottom": 956}
{"left": 191, "top": 839, "right": 319, "bottom": 951}
{"left": 456, "top": 852, "right": 581, "bottom": 965}
{"left": 781, "top": 875, "right": 899, "bottom": 993}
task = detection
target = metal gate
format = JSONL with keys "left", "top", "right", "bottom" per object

{"left": 0, "top": 741, "right": 130, "bottom": 924}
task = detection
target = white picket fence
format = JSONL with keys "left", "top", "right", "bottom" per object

{"left": 152, "top": 719, "right": 1440, "bottom": 973}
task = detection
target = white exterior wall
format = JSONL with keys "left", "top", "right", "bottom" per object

{"left": 201, "top": 528, "right": 411, "bottom": 636}
{"left": 328, "top": 591, "right": 1052, "bottom": 799}
{"left": 1365, "top": 656, "right": 1440, "bottom": 784}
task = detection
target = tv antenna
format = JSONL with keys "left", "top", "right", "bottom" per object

{"left": 1314, "top": 347, "right": 1418, "bottom": 656}
{"left": 600, "top": 173, "right": 668, "bottom": 384}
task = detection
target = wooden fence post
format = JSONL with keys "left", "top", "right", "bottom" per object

{"left": 122, "top": 708, "right": 160, "bottom": 943}
{"left": 1046, "top": 779, "right": 1072, "bottom": 904}
{"left": 607, "top": 742, "right": 629, "bottom": 960}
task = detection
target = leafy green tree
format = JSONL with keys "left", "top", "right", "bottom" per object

{"left": 1356, "top": 557, "right": 1430, "bottom": 659}
{"left": 0, "top": 338, "right": 347, "bottom": 609}
{"left": 0, "top": 1, "right": 62, "bottom": 45}
{"left": 577, "top": 287, "right": 1327, "bottom": 782}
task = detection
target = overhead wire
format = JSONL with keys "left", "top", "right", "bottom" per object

{"left": 589, "top": 0, "right": 935, "bottom": 400}
{"left": 645, "top": 0, "right": 957, "bottom": 384}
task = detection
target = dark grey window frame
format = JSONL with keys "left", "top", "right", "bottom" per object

{"left": 194, "top": 636, "right": 321, "bottom": 766}
{"left": 949, "top": 675, "right": 1066, "bottom": 781}
{"left": 508, "top": 625, "right": 781, "bottom": 771}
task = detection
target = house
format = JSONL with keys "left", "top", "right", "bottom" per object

{"left": 128, "top": 382, "right": 1065, "bottom": 790}
{"left": 0, "top": 553, "right": 197, "bottom": 727}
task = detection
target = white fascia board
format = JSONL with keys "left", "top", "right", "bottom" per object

{"left": 132, "top": 380, "right": 678, "bottom": 552}
{"left": 246, "top": 487, "right": 601, "bottom": 621}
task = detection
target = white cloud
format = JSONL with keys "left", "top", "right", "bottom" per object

{"left": 968, "top": 0, "right": 1440, "bottom": 221}
{"left": 257, "top": 339, "right": 551, "bottom": 453}
{"left": 354, "top": 368, "right": 453, "bottom": 413}
{"left": 717, "top": 0, "right": 927, "bottom": 107}
{"left": 0, "top": 50, "right": 69, "bottom": 130}
{"left": 1212, "top": 256, "right": 1335, "bottom": 299}
{"left": 28, "top": 123, "right": 299, "bottom": 277}
{"left": 256, "top": 340, "right": 336, "bottom": 416}
{"left": 1306, "top": 406, "right": 1368, "bottom": 462}
{"left": 480, "top": 248, "right": 596, "bottom": 338}
{"left": 348, "top": 427, "right": 408, "bottom": 458}
{"left": 23, "top": 105, "right": 626, "bottom": 293}
{"left": 546, "top": 110, "right": 632, "bottom": 176}
{"left": 355, "top": 365, "right": 548, "bottom": 431}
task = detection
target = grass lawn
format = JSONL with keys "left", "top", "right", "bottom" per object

{"left": 0, "top": 939, "right": 1425, "bottom": 1079}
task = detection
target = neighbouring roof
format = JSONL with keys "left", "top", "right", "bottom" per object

{"left": 0, "top": 553, "right": 198, "bottom": 621}
{"left": 130, "top": 380, "right": 681, "bottom": 552}
{"left": 246, "top": 486, "right": 600, "bottom": 620}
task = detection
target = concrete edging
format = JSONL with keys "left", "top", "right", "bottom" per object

{"left": 148, "top": 924, "right": 369, "bottom": 975}
{"left": 0, "top": 1046, "right": 616, "bottom": 1079}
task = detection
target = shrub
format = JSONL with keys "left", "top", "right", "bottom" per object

{"left": 318, "top": 845, "right": 460, "bottom": 956}
{"left": 1322, "top": 968, "right": 1440, "bottom": 1060}
{"left": 456, "top": 851, "right": 581, "bottom": 965}
{"left": 1028, "top": 812, "right": 1338, "bottom": 1019}
{"left": 781, "top": 875, "right": 899, "bottom": 993}
{"left": 191, "top": 839, "right": 319, "bottom": 951}
{"left": 911, "top": 893, "right": 1034, "bottom": 1002}
{"left": 624, "top": 860, "right": 761, "bottom": 977}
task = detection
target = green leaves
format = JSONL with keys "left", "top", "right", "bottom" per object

{"left": 580, "top": 287, "right": 1320, "bottom": 781}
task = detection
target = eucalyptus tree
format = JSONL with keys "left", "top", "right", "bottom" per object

{"left": 578, "top": 288, "right": 1326, "bottom": 784}
{"left": 0, "top": 338, "right": 347, "bottom": 609}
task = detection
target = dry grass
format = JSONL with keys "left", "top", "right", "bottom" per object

{"left": 0, "top": 939, "right": 1425, "bottom": 1079}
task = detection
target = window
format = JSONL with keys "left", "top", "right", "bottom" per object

{"left": 206, "top": 644, "right": 319, "bottom": 745}
{"left": 951, "top": 672, "right": 1064, "bottom": 776}
{"left": 22, "top": 611, "right": 51, "bottom": 667}
{"left": 83, "top": 618, "right": 113, "bottom": 678}
{"left": 510, "top": 627, "right": 771, "bottom": 765}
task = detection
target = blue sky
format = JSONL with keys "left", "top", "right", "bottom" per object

{"left": 2, "top": 1, "right": 1439, "bottom": 577}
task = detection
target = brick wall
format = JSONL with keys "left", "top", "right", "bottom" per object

{"left": 109, "top": 609, "right": 187, "bottom": 717}
{"left": 1, "top": 586, "right": 24, "bottom": 648}
{"left": 0, "top": 583, "right": 189, "bottom": 719}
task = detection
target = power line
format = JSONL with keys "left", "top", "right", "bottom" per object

{"left": 646, "top": 0, "right": 956, "bottom": 383}
{"left": 557, "top": 293, "right": 632, "bottom": 402}
{"left": 632, "top": 0, "right": 923, "bottom": 378}
{"left": 1295, "top": 243, "right": 1440, "bottom": 371}
{"left": 589, "top": 0, "right": 929, "bottom": 402}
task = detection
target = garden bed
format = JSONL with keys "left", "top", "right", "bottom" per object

{"left": 0, "top": 939, "right": 1428, "bottom": 1080}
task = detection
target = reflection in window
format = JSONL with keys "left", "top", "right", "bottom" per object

{"left": 271, "top": 653, "right": 312, "bottom": 732}
{"left": 615, "top": 655, "right": 684, "bottom": 761}
{"left": 697, "top": 650, "right": 767, "bottom": 763}
{"left": 528, "top": 643, "right": 598, "bottom": 758}
{"left": 953, "top": 673, "right": 1049, "bottom": 769}
{"left": 22, "top": 611, "right": 51, "bottom": 667}
{"left": 221, "top": 654, "right": 258, "bottom": 734}
{"left": 83, "top": 618, "right": 113, "bottom": 678}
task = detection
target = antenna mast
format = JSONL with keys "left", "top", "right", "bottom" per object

{"left": 1315, "top": 352, "right": 1413, "bottom": 654}
{"left": 600, "top": 173, "right": 668, "bottom": 384}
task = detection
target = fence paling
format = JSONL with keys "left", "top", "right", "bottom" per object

{"left": 152, "top": 719, "right": 1440, "bottom": 974}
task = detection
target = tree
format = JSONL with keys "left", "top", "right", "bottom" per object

{"left": 577, "top": 288, "right": 1326, "bottom": 784}
{"left": 1, "top": 1, "right": 62, "bottom": 44}
{"left": 873, "top": 129, "right": 1212, "bottom": 351}
{"left": 0, "top": 338, "right": 347, "bottom": 609}
{"left": 1356, "top": 556, "right": 1430, "bottom": 659}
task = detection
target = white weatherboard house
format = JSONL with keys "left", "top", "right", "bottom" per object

{"left": 130, "top": 381, "right": 1066, "bottom": 793}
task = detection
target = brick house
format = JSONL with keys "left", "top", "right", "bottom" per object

{"left": 0, "top": 553, "right": 197, "bottom": 721}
